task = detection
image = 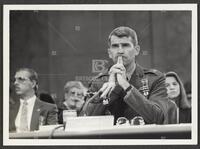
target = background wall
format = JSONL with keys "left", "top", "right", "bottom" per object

{"left": 9, "top": 10, "right": 191, "bottom": 103}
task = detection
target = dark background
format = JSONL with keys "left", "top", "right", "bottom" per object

{"left": 10, "top": 10, "right": 191, "bottom": 103}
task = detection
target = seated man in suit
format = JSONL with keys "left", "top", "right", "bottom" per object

{"left": 9, "top": 68, "right": 58, "bottom": 132}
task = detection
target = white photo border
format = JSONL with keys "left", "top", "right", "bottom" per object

{"left": 3, "top": 4, "right": 198, "bottom": 145}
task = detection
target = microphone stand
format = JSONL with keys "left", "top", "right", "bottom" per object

{"left": 80, "top": 56, "right": 123, "bottom": 116}
{"left": 80, "top": 73, "right": 115, "bottom": 116}
{"left": 80, "top": 90, "right": 102, "bottom": 116}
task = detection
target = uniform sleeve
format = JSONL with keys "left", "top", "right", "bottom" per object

{"left": 85, "top": 102, "right": 107, "bottom": 116}
{"left": 124, "top": 75, "right": 169, "bottom": 124}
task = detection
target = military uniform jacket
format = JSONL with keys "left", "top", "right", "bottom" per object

{"left": 85, "top": 64, "right": 173, "bottom": 124}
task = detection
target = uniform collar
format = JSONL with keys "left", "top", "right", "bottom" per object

{"left": 131, "top": 64, "right": 145, "bottom": 79}
{"left": 126, "top": 63, "right": 136, "bottom": 81}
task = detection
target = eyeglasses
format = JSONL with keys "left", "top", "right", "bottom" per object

{"left": 67, "top": 91, "right": 84, "bottom": 98}
{"left": 13, "top": 77, "right": 30, "bottom": 83}
{"left": 116, "top": 116, "right": 145, "bottom": 126}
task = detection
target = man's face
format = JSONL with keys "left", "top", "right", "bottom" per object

{"left": 14, "top": 70, "right": 35, "bottom": 96}
{"left": 108, "top": 35, "right": 140, "bottom": 66}
{"left": 165, "top": 76, "right": 180, "bottom": 99}
{"left": 64, "top": 87, "right": 85, "bottom": 111}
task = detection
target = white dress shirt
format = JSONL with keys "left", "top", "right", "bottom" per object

{"left": 15, "top": 95, "right": 36, "bottom": 132}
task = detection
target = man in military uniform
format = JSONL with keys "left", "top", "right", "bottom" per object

{"left": 82, "top": 26, "right": 175, "bottom": 124}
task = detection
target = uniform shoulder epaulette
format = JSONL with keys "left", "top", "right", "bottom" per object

{"left": 144, "top": 69, "right": 163, "bottom": 76}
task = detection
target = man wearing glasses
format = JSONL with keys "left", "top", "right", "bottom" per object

{"left": 9, "top": 68, "right": 58, "bottom": 132}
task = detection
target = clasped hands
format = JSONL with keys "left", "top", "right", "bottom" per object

{"left": 99, "top": 57, "right": 130, "bottom": 100}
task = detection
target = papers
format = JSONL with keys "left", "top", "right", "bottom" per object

{"left": 64, "top": 115, "right": 114, "bottom": 131}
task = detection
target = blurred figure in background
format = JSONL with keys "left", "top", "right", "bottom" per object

{"left": 58, "top": 81, "right": 87, "bottom": 124}
{"left": 39, "top": 92, "right": 56, "bottom": 104}
{"left": 165, "top": 71, "right": 191, "bottom": 123}
{"left": 184, "top": 81, "right": 192, "bottom": 106}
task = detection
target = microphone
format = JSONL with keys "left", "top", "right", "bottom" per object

{"left": 80, "top": 90, "right": 102, "bottom": 116}
{"left": 80, "top": 56, "right": 124, "bottom": 116}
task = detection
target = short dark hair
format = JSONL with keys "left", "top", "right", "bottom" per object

{"left": 16, "top": 68, "right": 38, "bottom": 92}
{"left": 108, "top": 26, "right": 138, "bottom": 47}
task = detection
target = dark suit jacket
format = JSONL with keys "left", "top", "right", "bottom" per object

{"left": 9, "top": 97, "right": 58, "bottom": 132}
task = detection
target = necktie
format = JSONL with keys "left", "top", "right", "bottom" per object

{"left": 19, "top": 100, "right": 28, "bottom": 131}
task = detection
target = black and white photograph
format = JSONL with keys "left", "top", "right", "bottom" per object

{"left": 3, "top": 4, "right": 198, "bottom": 146}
